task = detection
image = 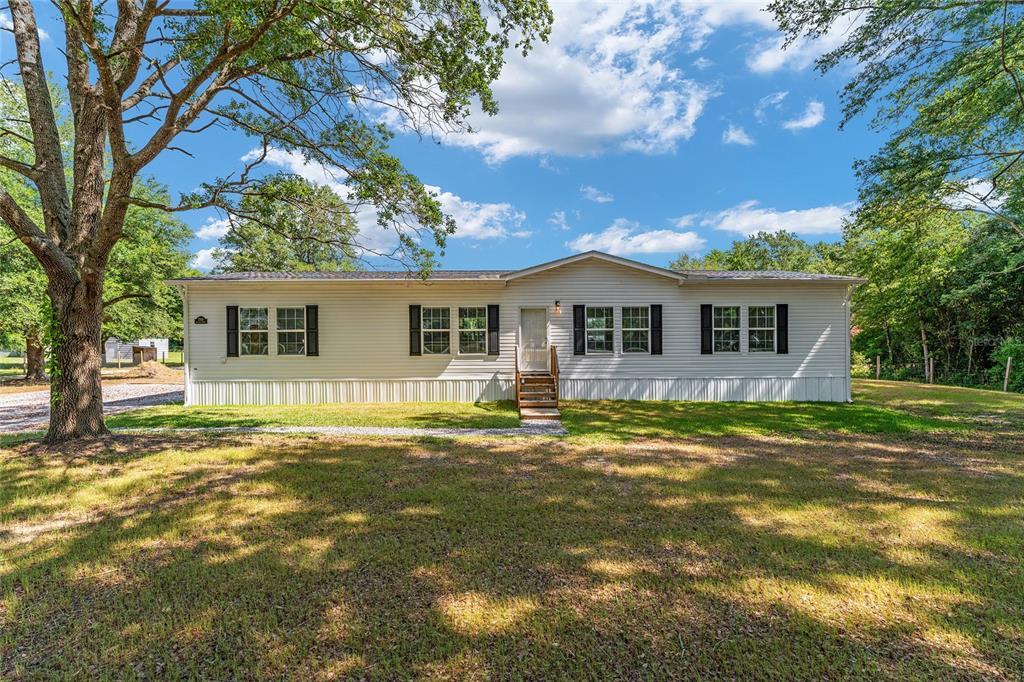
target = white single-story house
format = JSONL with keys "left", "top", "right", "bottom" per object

{"left": 104, "top": 337, "right": 170, "bottom": 363}
{"left": 169, "top": 251, "right": 864, "bottom": 413}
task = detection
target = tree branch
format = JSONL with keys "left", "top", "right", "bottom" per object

{"left": 9, "top": 0, "right": 71, "bottom": 246}
{"left": 103, "top": 292, "right": 152, "bottom": 307}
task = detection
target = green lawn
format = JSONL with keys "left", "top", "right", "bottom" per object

{"left": 108, "top": 400, "right": 521, "bottom": 430}
{"left": 0, "top": 356, "right": 24, "bottom": 377}
{"left": 3, "top": 382, "right": 1024, "bottom": 678}
{"left": 561, "top": 379, "right": 1024, "bottom": 443}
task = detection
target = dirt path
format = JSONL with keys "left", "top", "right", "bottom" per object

{"left": 0, "top": 383, "right": 183, "bottom": 433}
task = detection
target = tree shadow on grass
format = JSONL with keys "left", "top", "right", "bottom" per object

{"left": 105, "top": 401, "right": 521, "bottom": 430}
{"left": 2, "top": 431, "right": 1022, "bottom": 679}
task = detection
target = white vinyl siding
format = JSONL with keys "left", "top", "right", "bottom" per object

{"left": 183, "top": 258, "right": 852, "bottom": 403}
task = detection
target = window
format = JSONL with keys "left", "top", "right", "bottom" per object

{"left": 421, "top": 307, "right": 450, "bottom": 354}
{"left": 239, "top": 307, "right": 268, "bottom": 356}
{"left": 622, "top": 306, "right": 650, "bottom": 353}
{"left": 276, "top": 307, "right": 306, "bottom": 355}
{"left": 586, "top": 306, "right": 614, "bottom": 353}
{"left": 458, "top": 307, "right": 487, "bottom": 354}
{"left": 748, "top": 305, "right": 775, "bottom": 352}
{"left": 713, "top": 306, "right": 740, "bottom": 353}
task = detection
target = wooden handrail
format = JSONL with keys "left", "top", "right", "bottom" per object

{"left": 514, "top": 344, "right": 521, "bottom": 405}
{"left": 549, "top": 344, "right": 559, "bottom": 402}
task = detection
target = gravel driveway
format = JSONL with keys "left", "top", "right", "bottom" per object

{"left": 0, "top": 383, "right": 183, "bottom": 433}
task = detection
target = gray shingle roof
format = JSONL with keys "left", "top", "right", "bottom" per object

{"left": 677, "top": 270, "right": 864, "bottom": 282}
{"left": 169, "top": 270, "right": 509, "bottom": 282}
{"left": 167, "top": 252, "right": 865, "bottom": 284}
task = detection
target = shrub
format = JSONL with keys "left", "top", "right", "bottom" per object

{"left": 990, "top": 338, "right": 1024, "bottom": 392}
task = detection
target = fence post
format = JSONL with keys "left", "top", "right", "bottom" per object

{"left": 875, "top": 355, "right": 881, "bottom": 380}
{"left": 1005, "top": 356, "right": 1014, "bottom": 393}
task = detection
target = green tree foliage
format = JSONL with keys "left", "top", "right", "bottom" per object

{"left": 0, "top": 0, "right": 552, "bottom": 440}
{"left": 102, "top": 181, "right": 196, "bottom": 342}
{"left": 669, "top": 231, "right": 841, "bottom": 273}
{"left": 769, "top": 1, "right": 1024, "bottom": 241}
{"left": 212, "top": 175, "right": 358, "bottom": 272}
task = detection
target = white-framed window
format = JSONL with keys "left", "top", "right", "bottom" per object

{"left": 622, "top": 306, "right": 650, "bottom": 353}
{"left": 713, "top": 306, "right": 740, "bottom": 353}
{"left": 586, "top": 306, "right": 614, "bottom": 354}
{"left": 748, "top": 305, "right": 776, "bottom": 353}
{"left": 239, "top": 307, "right": 269, "bottom": 356}
{"left": 458, "top": 307, "right": 487, "bottom": 354}
{"left": 276, "top": 307, "right": 306, "bottom": 355}
{"left": 422, "top": 307, "right": 450, "bottom": 354}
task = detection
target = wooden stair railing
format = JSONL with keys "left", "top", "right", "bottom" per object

{"left": 549, "top": 344, "right": 559, "bottom": 402}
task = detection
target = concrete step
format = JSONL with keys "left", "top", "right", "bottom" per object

{"left": 520, "top": 407, "right": 561, "bottom": 420}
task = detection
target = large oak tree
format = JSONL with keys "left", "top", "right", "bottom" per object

{"left": 0, "top": 0, "right": 551, "bottom": 442}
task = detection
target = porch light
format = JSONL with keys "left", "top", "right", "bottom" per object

{"left": 554, "top": 300, "right": 561, "bottom": 314}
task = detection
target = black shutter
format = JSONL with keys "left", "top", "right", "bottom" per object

{"left": 487, "top": 304, "right": 500, "bottom": 356}
{"left": 226, "top": 305, "right": 238, "bottom": 357}
{"left": 650, "top": 304, "right": 663, "bottom": 355}
{"left": 305, "top": 305, "right": 319, "bottom": 356}
{"left": 409, "top": 305, "right": 421, "bottom": 356}
{"left": 573, "top": 305, "right": 586, "bottom": 355}
{"left": 700, "top": 304, "right": 713, "bottom": 355}
{"left": 776, "top": 304, "right": 789, "bottom": 354}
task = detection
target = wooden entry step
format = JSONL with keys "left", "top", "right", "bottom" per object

{"left": 515, "top": 347, "right": 561, "bottom": 420}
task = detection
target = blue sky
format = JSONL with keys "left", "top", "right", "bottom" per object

{"left": 6, "top": 2, "right": 877, "bottom": 272}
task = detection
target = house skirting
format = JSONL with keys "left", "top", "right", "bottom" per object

{"left": 186, "top": 375, "right": 850, "bottom": 406}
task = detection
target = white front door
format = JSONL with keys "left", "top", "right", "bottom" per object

{"left": 519, "top": 308, "right": 548, "bottom": 371}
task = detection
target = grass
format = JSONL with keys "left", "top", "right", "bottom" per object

{"left": 3, "top": 382, "right": 1024, "bottom": 678}
{"left": 0, "top": 356, "right": 24, "bottom": 377}
{"left": 560, "top": 379, "right": 1024, "bottom": 443}
{"left": 107, "top": 400, "right": 521, "bottom": 430}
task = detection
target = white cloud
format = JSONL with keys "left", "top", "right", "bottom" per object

{"left": 567, "top": 218, "right": 706, "bottom": 255}
{"left": 782, "top": 100, "right": 825, "bottom": 130}
{"left": 511, "top": 230, "right": 534, "bottom": 238}
{"left": 722, "top": 124, "right": 754, "bottom": 146}
{"left": 549, "top": 210, "right": 571, "bottom": 231}
{"left": 701, "top": 200, "right": 851, "bottom": 236}
{"left": 191, "top": 247, "right": 218, "bottom": 271}
{"left": 1, "top": 13, "right": 48, "bottom": 40}
{"left": 446, "top": 1, "right": 719, "bottom": 162}
{"left": 692, "top": 56, "right": 713, "bottom": 70}
{"left": 754, "top": 90, "right": 788, "bottom": 122}
{"left": 581, "top": 185, "right": 614, "bottom": 203}
{"left": 429, "top": 187, "right": 527, "bottom": 240}
{"left": 255, "top": 148, "right": 527, "bottom": 249}
{"left": 671, "top": 214, "right": 696, "bottom": 228}
{"left": 195, "top": 216, "right": 231, "bottom": 240}
{"left": 746, "top": 12, "right": 860, "bottom": 74}
{"left": 947, "top": 178, "right": 1006, "bottom": 212}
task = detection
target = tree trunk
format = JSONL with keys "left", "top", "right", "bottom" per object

{"left": 44, "top": 278, "right": 108, "bottom": 442}
{"left": 24, "top": 330, "right": 45, "bottom": 381}
{"left": 919, "top": 323, "right": 930, "bottom": 383}
{"left": 883, "top": 321, "right": 894, "bottom": 365}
